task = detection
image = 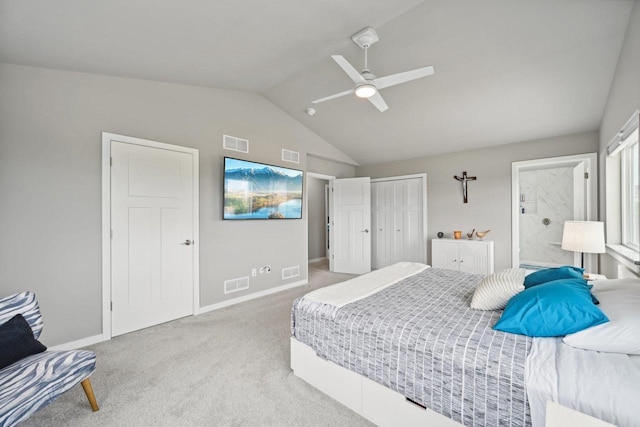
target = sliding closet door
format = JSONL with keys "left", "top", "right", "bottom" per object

{"left": 371, "top": 176, "right": 425, "bottom": 269}
{"left": 402, "top": 178, "right": 424, "bottom": 263}
{"left": 372, "top": 181, "right": 390, "bottom": 269}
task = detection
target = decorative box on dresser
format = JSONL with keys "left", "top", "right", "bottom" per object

{"left": 431, "top": 238, "right": 495, "bottom": 275}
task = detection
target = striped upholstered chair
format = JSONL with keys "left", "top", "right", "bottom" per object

{"left": 0, "top": 292, "right": 98, "bottom": 426}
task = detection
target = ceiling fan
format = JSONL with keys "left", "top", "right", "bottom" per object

{"left": 311, "top": 27, "right": 434, "bottom": 112}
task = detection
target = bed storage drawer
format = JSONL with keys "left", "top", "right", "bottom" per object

{"left": 291, "top": 338, "right": 464, "bottom": 427}
{"left": 290, "top": 336, "right": 362, "bottom": 414}
{"left": 361, "top": 376, "right": 462, "bottom": 427}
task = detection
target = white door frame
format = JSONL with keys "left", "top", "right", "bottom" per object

{"left": 511, "top": 153, "right": 597, "bottom": 271}
{"left": 325, "top": 184, "right": 330, "bottom": 259}
{"left": 101, "top": 132, "right": 200, "bottom": 341}
{"left": 371, "top": 173, "right": 428, "bottom": 265}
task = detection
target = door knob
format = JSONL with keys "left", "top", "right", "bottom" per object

{"left": 363, "top": 229, "right": 369, "bottom": 233}
{"left": 183, "top": 239, "right": 193, "bottom": 246}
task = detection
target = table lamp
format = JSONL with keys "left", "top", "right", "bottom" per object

{"left": 561, "top": 221, "right": 605, "bottom": 269}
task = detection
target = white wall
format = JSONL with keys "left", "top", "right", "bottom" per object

{"left": 0, "top": 63, "right": 354, "bottom": 345}
{"left": 357, "top": 131, "right": 599, "bottom": 271}
{"left": 307, "top": 155, "right": 356, "bottom": 177}
{"left": 599, "top": 0, "right": 640, "bottom": 278}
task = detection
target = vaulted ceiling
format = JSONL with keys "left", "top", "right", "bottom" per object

{"left": 0, "top": 0, "right": 634, "bottom": 165}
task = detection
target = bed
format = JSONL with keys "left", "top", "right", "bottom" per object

{"left": 290, "top": 262, "right": 640, "bottom": 427}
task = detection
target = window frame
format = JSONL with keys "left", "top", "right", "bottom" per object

{"left": 620, "top": 128, "right": 639, "bottom": 251}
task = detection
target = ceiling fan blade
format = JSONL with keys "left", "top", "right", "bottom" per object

{"left": 311, "top": 88, "right": 355, "bottom": 104}
{"left": 368, "top": 92, "right": 388, "bottom": 112}
{"left": 332, "top": 55, "right": 365, "bottom": 84}
{"left": 374, "top": 65, "right": 434, "bottom": 90}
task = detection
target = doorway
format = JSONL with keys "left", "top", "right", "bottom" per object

{"left": 511, "top": 153, "right": 597, "bottom": 272}
{"left": 307, "top": 172, "right": 334, "bottom": 266}
{"left": 102, "top": 133, "right": 200, "bottom": 339}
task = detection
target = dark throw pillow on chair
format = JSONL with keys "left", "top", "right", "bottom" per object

{"left": 0, "top": 314, "right": 47, "bottom": 369}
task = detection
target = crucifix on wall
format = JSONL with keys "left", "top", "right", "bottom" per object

{"left": 454, "top": 171, "right": 477, "bottom": 203}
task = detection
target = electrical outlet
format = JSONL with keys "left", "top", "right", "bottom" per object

{"left": 252, "top": 268, "right": 257, "bottom": 277}
{"left": 259, "top": 265, "right": 272, "bottom": 274}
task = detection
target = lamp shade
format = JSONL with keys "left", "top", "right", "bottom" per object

{"left": 561, "top": 221, "right": 605, "bottom": 254}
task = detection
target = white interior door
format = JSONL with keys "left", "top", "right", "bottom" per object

{"left": 111, "top": 141, "right": 195, "bottom": 336}
{"left": 572, "top": 163, "right": 587, "bottom": 266}
{"left": 330, "top": 177, "right": 371, "bottom": 274}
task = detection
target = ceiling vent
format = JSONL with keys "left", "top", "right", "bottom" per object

{"left": 282, "top": 265, "right": 300, "bottom": 280}
{"left": 282, "top": 149, "right": 300, "bottom": 164}
{"left": 224, "top": 276, "right": 249, "bottom": 294}
{"left": 223, "top": 135, "right": 249, "bottom": 153}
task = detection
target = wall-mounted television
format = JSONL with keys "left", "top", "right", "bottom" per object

{"left": 223, "top": 157, "right": 304, "bottom": 220}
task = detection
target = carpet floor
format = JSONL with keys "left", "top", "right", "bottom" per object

{"left": 22, "top": 261, "right": 373, "bottom": 427}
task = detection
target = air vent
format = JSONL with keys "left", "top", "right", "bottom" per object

{"left": 223, "top": 135, "right": 249, "bottom": 153}
{"left": 224, "top": 276, "right": 250, "bottom": 294}
{"left": 282, "top": 265, "right": 300, "bottom": 280}
{"left": 282, "top": 149, "right": 300, "bottom": 164}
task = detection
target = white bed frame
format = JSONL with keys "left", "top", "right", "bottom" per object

{"left": 291, "top": 337, "right": 614, "bottom": 427}
{"left": 290, "top": 337, "right": 463, "bottom": 427}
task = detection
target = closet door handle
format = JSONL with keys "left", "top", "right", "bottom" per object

{"left": 363, "top": 229, "right": 369, "bottom": 233}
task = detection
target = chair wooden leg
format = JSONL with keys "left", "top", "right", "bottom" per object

{"left": 81, "top": 378, "right": 99, "bottom": 411}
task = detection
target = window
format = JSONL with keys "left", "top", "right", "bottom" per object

{"left": 620, "top": 127, "right": 639, "bottom": 250}
{"left": 606, "top": 111, "right": 640, "bottom": 268}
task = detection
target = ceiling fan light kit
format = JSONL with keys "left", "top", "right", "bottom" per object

{"left": 354, "top": 83, "right": 376, "bottom": 98}
{"left": 311, "top": 26, "right": 434, "bottom": 112}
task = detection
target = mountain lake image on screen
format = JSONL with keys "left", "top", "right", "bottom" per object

{"left": 223, "top": 157, "right": 304, "bottom": 220}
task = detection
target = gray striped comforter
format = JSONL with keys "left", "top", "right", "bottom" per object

{"left": 292, "top": 268, "right": 533, "bottom": 426}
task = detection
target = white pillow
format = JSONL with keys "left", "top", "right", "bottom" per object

{"left": 470, "top": 268, "right": 526, "bottom": 310}
{"left": 563, "top": 279, "right": 640, "bottom": 355}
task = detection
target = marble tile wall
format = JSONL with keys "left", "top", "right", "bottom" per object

{"left": 519, "top": 167, "right": 575, "bottom": 266}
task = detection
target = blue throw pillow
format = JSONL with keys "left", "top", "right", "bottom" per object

{"left": 524, "top": 266, "right": 584, "bottom": 288}
{"left": 493, "top": 279, "right": 608, "bottom": 337}
{"left": 0, "top": 314, "right": 47, "bottom": 369}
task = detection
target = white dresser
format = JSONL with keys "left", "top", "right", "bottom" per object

{"left": 431, "top": 238, "right": 494, "bottom": 275}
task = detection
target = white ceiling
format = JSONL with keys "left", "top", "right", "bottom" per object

{"left": 0, "top": 0, "right": 634, "bottom": 165}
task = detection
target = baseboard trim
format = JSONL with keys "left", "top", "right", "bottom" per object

{"left": 49, "top": 334, "right": 106, "bottom": 351}
{"left": 48, "top": 280, "right": 309, "bottom": 349}
{"left": 197, "top": 279, "right": 308, "bottom": 315}
{"left": 308, "top": 257, "right": 327, "bottom": 263}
